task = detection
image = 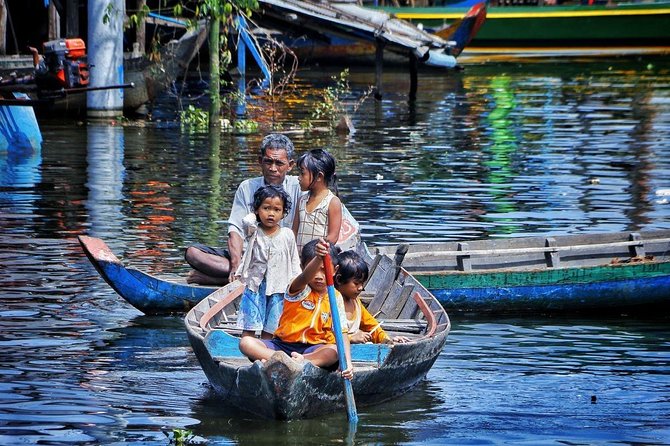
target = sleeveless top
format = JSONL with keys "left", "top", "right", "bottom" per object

{"left": 295, "top": 190, "right": 335, "bottom": 253}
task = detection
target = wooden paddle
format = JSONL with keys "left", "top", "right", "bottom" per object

{"left": 323, "top": 252, "right": 358, "bottom": 423}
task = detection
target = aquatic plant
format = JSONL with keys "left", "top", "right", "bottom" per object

{"left": 180, "top": 105, "right": 209, "bottom": 130}
{"left": 302, "top": 69, "right": 373, "bottom": 133}
{"left": 165, "top": 428, "right": 208, "bottom": 445}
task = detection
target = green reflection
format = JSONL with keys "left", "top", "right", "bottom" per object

{"left": 483, "top": 75, "right": 521, "bottom": 234}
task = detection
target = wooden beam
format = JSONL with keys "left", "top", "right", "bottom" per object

{"left": 456, "top": 242, "right": 472, "bottom": 271}
{"left": 374, "top": 38, "right": 384, "bottom": 100}
{"left": 66, "top": 0, "right": 79, "bottom": 37}
{"left": 628, "top": 232, "right": 645, "bottom": 258}
{"left": 49, "top": 2, "right": 61, "bottom": 40}
{"left": 544, "top": 237, "right": 560, "bottom": 268}
{"left": 0, "top": 0, "right": 6, "bottom": 55}
{"left": 403, "top": 237, "right": 670, "bottom": 259}
{"left": 409, "top": 52, "right": 418, "bottom": 101}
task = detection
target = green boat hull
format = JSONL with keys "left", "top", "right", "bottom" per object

{"left": 416, "top": 261, "right": 670, "bottom": 313}
{"left": 380, "top": 3, "right": 670, "bottom": 46}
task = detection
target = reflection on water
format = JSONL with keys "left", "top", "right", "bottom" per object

{"left": 1, "top": 58, "right": 670, "bottom": 444}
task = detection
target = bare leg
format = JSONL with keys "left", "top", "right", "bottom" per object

{"left": 239, "top": 337, "right": 276, "bottom": 362}
{"left": 260, "top": 330, "right": 274, "bottom": 340}
{"left": 184, "top": 246, "right": 230, "bottom": 285}
{"left": 297, "top": 344, "right": 338, "bottom": 368}
{"left": 241, "top": 330, "right": 256, "bottom": 338}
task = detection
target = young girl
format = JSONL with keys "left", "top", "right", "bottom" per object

{"left": 235, "top": 185, "right": 301, "bottom": 340}
{"left": 335, "top": 250, "right": 410, "bottom": 345}
{"left": 293, "top": 149, "right": 342, "bottom": 254}
{"left": 238, "top": 239, "right": 353, "bottom": 380}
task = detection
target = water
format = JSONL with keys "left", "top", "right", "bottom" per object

{"left": 2, "top": 57, "right": 670, "bottom": 445}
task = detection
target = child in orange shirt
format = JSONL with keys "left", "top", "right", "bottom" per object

{"left": 335, "top": 250, "right": 410, "bottom": 345}
{"left": 238, "top": 239, "right": 353, "bottom": 379}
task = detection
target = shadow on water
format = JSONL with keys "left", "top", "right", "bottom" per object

{"left": 189, "top": 379, "right": 448, "bottom": 445}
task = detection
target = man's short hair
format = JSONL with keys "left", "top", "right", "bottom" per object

{"left": 260, "top": 133, "right": 295, "bottom": 160}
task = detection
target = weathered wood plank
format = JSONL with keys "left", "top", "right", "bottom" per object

{"left": 375, "top": 281, "right": 404, "bottom": 319}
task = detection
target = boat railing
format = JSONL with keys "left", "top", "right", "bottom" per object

{"left": 403, "top": 235, "right": 670, "bottom": 259}
{"left": 198, "top": 281, "right": 245, "bottom": 331}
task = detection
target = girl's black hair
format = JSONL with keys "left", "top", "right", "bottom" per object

{"left": 252, "top": 185, "right": 292, "bottom": 218}
{"left": 297, "top": 149, "right": 339, "bottom": 196}
{"left": 300, "top": 239, "right": 340, "bottom": 267}
{"left": 334, "top": 250, "right": 369, "bottom": 286}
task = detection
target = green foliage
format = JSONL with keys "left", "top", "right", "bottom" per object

{"left": 313, "top": 69, "right": 351, "bottom": 127}
{"left": 233, "top": 119, "right": 259, "bottom": 134}
{"left": 165, "top": 428, "right": 207, "bottom": 445}
{"left": 302, "top": 69, "right": 372, "bottom": 131}
{"left": 102, "top": 2, "right": 118, "bottom": 25}
{"left": 180, "top": 105, "right": 209, "bottom": 130}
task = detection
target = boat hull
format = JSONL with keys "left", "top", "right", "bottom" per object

{"left": 374, "top": 230, "right": 670, "bottom": 313}
{"left": 186, "top": 324, "right": 448, "bottom": 419}
{"left": 78, "top": 235, "right": 215, "bottom": 314}
{"left": 184, "top": 244, "right": 450, "bottom": 419}
{"left": 380, "top": 3, "right": 670, "bottom": 53}
{"left": 424, "top": 262, "right": 670, "bottom": 312}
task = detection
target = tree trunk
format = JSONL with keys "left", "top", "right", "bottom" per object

{"left": 136, "top": 0, "right": 146, "bottom": 54}
{"left": 209, "top": 15, "right": 221, "bottom": 128}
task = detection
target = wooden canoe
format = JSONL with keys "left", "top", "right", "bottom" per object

{"left": 78, "top": 235, "right": 216, "bottom": 314}
{"left": 184, "top": 240, "right": 450, "bottom": 420}
{"left": 373, "top": 230, "right": 670, "bottom": 313}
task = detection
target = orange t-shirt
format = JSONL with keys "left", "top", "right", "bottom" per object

{"left": 274, "top": 285, "right": 348, "bottom": 345}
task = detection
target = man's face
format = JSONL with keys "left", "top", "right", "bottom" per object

{"left": 259, "top": 148, "right": 294, "bottom": 185}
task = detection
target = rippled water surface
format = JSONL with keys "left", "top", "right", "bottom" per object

{"left": 2, "top": 58, "right": 670, "bottom": 445}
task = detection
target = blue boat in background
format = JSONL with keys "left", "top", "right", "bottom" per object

{"left": 0, "top": 92, "right": 42, "bottom": 151}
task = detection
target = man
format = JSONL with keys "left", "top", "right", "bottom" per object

{"left": 185, "top": 133, "right": 302, "bottom": 285}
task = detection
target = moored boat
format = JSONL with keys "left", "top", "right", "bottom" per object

{"left": 373, "top": 230, "right": 670, "bottom": 313}
{"left": 378, "top": 1, "right": 670, "bottom": 58}
{"left": 265, "top": 0, "right": 487, "bottom": 67}
{"left": 80, "top": 230, "right": 670, "bottom": 315}
{"left": 78, "top": 235, "right": 216, "bottom": 314}
{"left": 184, "top": 240, "right": 450, "bottom": 419}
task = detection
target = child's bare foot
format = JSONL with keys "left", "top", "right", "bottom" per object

{"left": 290, "top": 352, "right": 305, "bottom": 362}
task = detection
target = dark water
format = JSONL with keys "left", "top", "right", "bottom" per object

{"left": 2, "top": 58, "right": 670, "bottom": 444}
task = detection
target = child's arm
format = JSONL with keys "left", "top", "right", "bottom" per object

{"left": 292, "top": 202, "right": 300, "bottom": 239}
{"left": 325, "top": 196, "right": 342, "bottom": 245}
{"left": 341, "top": 334, "right": 354, "bottom": 380}
{"left": 287, "top": 239, "right": 328, "bottom": 295}
{"left": 359, "top": 304, "right": 391, "bottom": 344}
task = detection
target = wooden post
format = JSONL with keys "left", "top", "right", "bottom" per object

{"left": 544, "top": 237, "right": 560, "bottom": 268}
{"left": 0, "top": 0, "right": 6, "bottom": 55}
{"left": 628, "top": 232, "right": 645, "bottom": 258}
{"left": 409, "top": 52, "right": 418, "bottom": 101}
{"left": 393, "top": 244, "right": 409, "bottom": 281}
{"left": 49, "top": 1, "right": 61, "bottom": 40}
{"left": 456, "top": 243, "right": 472, "bottom": 272}
{"left": 136, "top": 0, "right": 146, "bottom": 54}
{"left": 66, "top": 0, "right": 79, "bottom": 37}
{"left": 374, "top": 38, "right": 384, "bottom": 100}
